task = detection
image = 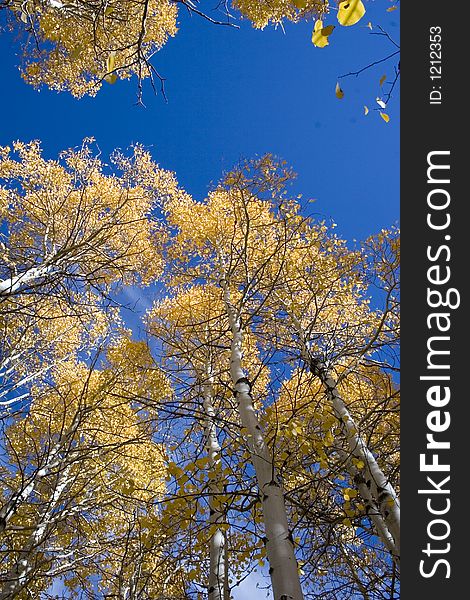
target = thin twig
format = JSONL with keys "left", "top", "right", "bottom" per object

{"left": 338, "top": 50, "right": 400, "bottom": 80}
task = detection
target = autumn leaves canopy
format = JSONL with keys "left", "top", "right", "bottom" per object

{"left": 4, "top": 0, "right": 368, "bottom": 97}
{"left": 0, "top": 143, "right": 399, "bottom": 598}
{"left": 0, "top": 1, "right": 400, "bottom": 598}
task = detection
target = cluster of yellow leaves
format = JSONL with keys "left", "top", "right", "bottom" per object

{"left": 1, "top": 340, "right": 175, "bottom": 595}
{"left": 17, "top": 357, "right": 167, "bottom": 496}
{"left": 166, "top": 188, "right": 277, "bottom": 273}
{"left": 107, "top": 332, "right": 172, "bottom": 402}
{"left": 234, "top": 0, "right": 327, "bottom": 29}
{"left": 268, "top": 364, "right": 399, "bottom": 509}
{"left": 311, "top": 1, "right": 366, "bottom": 48}
{"left": 270, "top": 368, "right": 339, "bottom": 475}
{"left": 1, "top": 293, "right": 112, "bottom": 364}
{"left": 12, "top": 0, "right": 178, "bottom": 97}
{"left": 0, "top": 140, "right": 167, "bottom": 286}
{"left": 148, "top": 284, "right": 270, "bottom": 400}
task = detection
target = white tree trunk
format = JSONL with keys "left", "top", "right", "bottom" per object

{"left": 277, "top": 303, "right": 400, "bottom": 558}
{"left": 0, "top": 466, "right": 72, "bottom": 599}
{"left": 337, "top": 449, "right": 398, "bottom": 558}
{"left": 0, "top": 440, "right": 63, "bottom": 533}
{"left": 222, "top": 285, "right": 304, "bottom": 600}
{"left": 310, "top": 359, "right": 400, "bottom": 556}
{"left": 202, "top": 363, "right": 228, "bottom": 600}
{"left": 0, "top": 264, "right": 54, "bottom": 297}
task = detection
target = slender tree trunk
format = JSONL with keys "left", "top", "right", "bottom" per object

{"left": 0, "top": 466, "right": 72, "bottom": 599}
{"left": 202, "top": 363, "right": 227, "bottom": 600}
{"left": 0, "top": 441, "right": 63, "bottom": 533}
{"left": 337, "top": 449, "right": 398, "bottom": 559}
{"left": 309, "top": 358, "right": 400, "bottom": 557}
{"left": 278, "top": 303, "right": 400, "bottom": 559}
{"left": 0, "top": 264, "right": 54, "bottom": 297}
{"left": 0, "top": 411, "right": 84, "bottom": 535}
{"left": 222, "top": 285, "right": 304, "bottom": 600}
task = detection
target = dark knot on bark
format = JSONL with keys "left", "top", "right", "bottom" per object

{"left": 309, "top": 358, "right": 327, "bottom": 377}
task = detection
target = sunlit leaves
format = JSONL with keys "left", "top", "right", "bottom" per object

{"left": 0, "top": 140, "right": 175, "bottom": 288}
{"left": 0, "top": 150, "right": 400, "bottom": 598}
{"left": 312, "top": 20, "right": 335, "bottom": 48}
{"left": 15, "top": 0, "right": 179, "bottom": 97}
{"left": 337, "top": 0, "right": 366, "bottom": 27}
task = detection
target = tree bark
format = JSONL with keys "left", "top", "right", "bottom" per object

{"left": 0, "top": 264, "right": 54, "bottom": 298}
{"left": 275, "top": 302, "right": 400, "bottom": 560}
{"left": 310, "top": 358, "right": 400, "bottom": 557}
{"left": 0, "top": 465, "right": 72, "bottom": 599}
{"left": 202, "top": 363, "right": 228, "bottom": 600}
{"left": 222, "top": 284, "right": 304, "bottom": 600}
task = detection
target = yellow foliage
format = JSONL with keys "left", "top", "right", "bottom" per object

{"left": 312, "top": 20, "right": 334, "bottom": 48}
{"left": 337, "top": 0, "right": 366, "bottom": 27}
{"left": 17, "top": 0, "right": 178, "bottom": 97}
{"left": 148, "top": 284, "right": 270, "bottom": 399}
{"left": 0, "top": 140, "right": 175, "bottom": 287}
{"left": 234, "top": 0, "right": 327, "bottom": 30}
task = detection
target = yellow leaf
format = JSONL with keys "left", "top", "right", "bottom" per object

{"left": 312, "top": 20, "right": 334, "bottom": 48}
{"left": 293, "top": 0, "right": 307, "bottom": 7}
{"left": 387, "top": 5, "right": 398, "bottom": 11}
{"left": 321, "top": 25, "right": 335, "bottom": 36}
{"left": 364, "top": 105, "right": 369, "bottom": 116}
{"left": 106, "top": 52, "right": 115, "bottom": 73}
{"left": 379, "top": 74, "right": 386, "bottom": 86}
{"left": 335, "top": 82, "right": 344, "bottom": 99}
{"left": 356, "top": 459, "right": 365, "bottom": 469}
{"left": 380, "top": 112, "right": 390, "bottom": 123}
{"left": 337, "top": 1, "right": 366, "bottom": 27}
{"left": 105, "top": 73, "right": 117, "bottom": 84}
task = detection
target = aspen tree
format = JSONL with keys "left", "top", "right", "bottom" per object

{"left": 148, "top": 285, "right": 270, "bottom": 599}
{"left": 0, "top": 337, "right": 173, "bottom": 597}
{"left": 2, "top": 1, "right": 372, "bottom": 97}
{"left": 269, "top": 225, "right": 400, "bottom": 557}
{"left": 164, "top": 155, "right": 399, "bottom": 596}
{"left": 164, "top": 157, "right": 306, "bottom": 600}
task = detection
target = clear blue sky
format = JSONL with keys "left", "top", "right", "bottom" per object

{"left": 1, "top": 6, "right": 400, "bottom": 598}
{"left": 0, "top": 3, "right": 399, "bottom": 243}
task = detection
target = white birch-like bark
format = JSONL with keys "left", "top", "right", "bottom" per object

{"left": 0, "top": 440, "right": 63, "bottom": 533}
{"left": 337, "top": 449, "right": 398, "bottom": 558}
{"left": 309, "top": 359, "right": 400, "bottom": 555}
{"left": 0, "top": 264, "right": 54, "bottom": 297}
{"left": 276, "top": 305, "right": 400, "bottom": 558}
{"left": 0, "top": 465, "right": 73, "bottom": 599}
{"left": 202, "top": 363, "right": 227, "bottom": 600}
{"left": 222, "top": 284, "right": 304, "bottom": 600}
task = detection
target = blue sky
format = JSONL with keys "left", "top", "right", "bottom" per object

{"left": 0, "top": 3, "right": 399, "bottom": 244}
{"left": 2, "top": 7, "right": 399, "bottom": 597}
